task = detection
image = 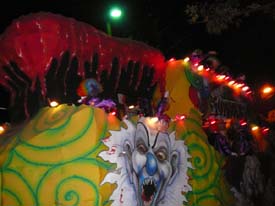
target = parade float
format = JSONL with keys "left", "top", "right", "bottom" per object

{"left": 0, "top": 12, "right": 270, "bottom": 206}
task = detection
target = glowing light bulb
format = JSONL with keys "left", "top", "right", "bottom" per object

{"left": 251, "top": 126, "right": 259, "bottom": 131}
{"left": 197, "top": 65, "right": 204, "bottom": 71}
{"left": 234, "top": 83, "right": 242, "bottom": 89}
{"left": 262, "top": 127, "right": 269, "bottom": 134}
{"left": 128, "top": 105, "right": 135, "bottom": 109}
{"left": 175, "top": 114, "right": 186, "bottom": 121}
{"left": 183, "top": 57, "right": 190, "bottom": 63}
{"left": 225, "top": 76, "right": 230, "bottom": 80}
{"left": 0, "top": 125, "right": 5, "bottom": 134}
{"left": 242, "top": 86, "right": 249, "bottom": 92}
{"left": 168, "top": 58, "right": 176, "bottom": 62}
{"left": 210, "top": 120, "right": 216, "bottom": 125}
{"left": 179, "top": 115, "right": 186, "bottom": 120}
{"left": 50, "top": 101, "right": 59, "bottom": 107}
{"left": 240, "top": 121, "right": 247, "bottom": 126}
{"left": 228, "top": 80, "right": 235, "bottom": 86}
{"left": 150, "top": 117, "right": 159, "bottom": 123}
{"left": 216, "top": 75, "right": 225, "bottom": 80}
{"left": 260, "top": 85, "right": 274, "bottom": 99}
{"left": 262, "top": 86, "right": 273, "bottom": 94}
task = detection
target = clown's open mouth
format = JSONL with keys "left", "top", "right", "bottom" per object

{"left": 141, "top": 178, "right": 157, "bottom": 204}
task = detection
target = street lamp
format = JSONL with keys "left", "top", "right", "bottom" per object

{"left": 110, "top": 8, "right": 122, "bottom": 19}
{"left": 106, "top": 6, "right": 123, "bottom": 36}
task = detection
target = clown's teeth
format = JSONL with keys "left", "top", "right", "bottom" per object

{"left": 143, "top": 178, "right": 156, "bottom": 187}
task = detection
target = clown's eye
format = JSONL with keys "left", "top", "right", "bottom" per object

{"left": 137, "top": 143, "right": 147, "bottom": 154}
{"left": 156, "top": 150, "right": 167, "bottom": 161}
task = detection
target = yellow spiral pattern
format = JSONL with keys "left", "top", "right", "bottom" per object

{"left": 15, "top": 105, "right": 107, "bottom": 165}
{"left": 37, "top": 160, "right": 108, "bottom": 205}
{"left": 1, "top": 169, "right": 36, "bottom": 206}
{"left": 0, "top": 104, "right": 114, "bottom": 206}
{"left": 174, "top": 114, "right": 219, "bottom": 193}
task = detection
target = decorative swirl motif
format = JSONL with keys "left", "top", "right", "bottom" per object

{"left": 1, "top": 169, "right": 36, "bottom": 206}
{"left": 56, "top": 177, "right": 97, "bottom": 206}
{"left": 2, "top": 189, "right": 22, "bottom": 206}
{"left": 35, "top": 105, "right": 77, "bottom": 132}
{"left": 0, "top": 104, "right": 113, "bottom": 206}
{"left": 21, "top": 104, "right": 77, "bottom": 137}
{"left": 187, "top": 194, "right": 223, "bottom": 206}
{"left": 62, "top": 190, "right": 80, "bottom": 205}
{"left": 187, "top": 134, "right": 219, "bottom": 194}
{"left": 14, "top": 105, "right": 107, "bottom": 165}
{"left": 19, "top": 104, "right": 89, "bottom": 147}
{"left": 176, "top": 114, "right": 231, "bottom": 205}
{"left": 175, "top": 113, "right": 232, "bottom": 206}
{"left": 191, "top": 142, "right": 209, "bottom": 170}
{"left": 37, "top": 161, "right": 102, "bottom": 206}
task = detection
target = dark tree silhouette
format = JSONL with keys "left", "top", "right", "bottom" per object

{"left": 185, "top": 0, "right": 275, "bottom": 34}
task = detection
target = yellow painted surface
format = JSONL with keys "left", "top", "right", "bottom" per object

{"left": 0, "top": 105, "right": 115, "bottom": 206}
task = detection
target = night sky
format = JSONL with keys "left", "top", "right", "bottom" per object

{"left": 0, "top": 0, "right": 275, "bottom": 122}
{"left": 1, "top": 0, "right": 275, "bottom": 85}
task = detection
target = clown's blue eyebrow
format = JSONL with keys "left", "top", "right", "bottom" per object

{"left": 137, "top": 122, "right": 150, "bottom": 146}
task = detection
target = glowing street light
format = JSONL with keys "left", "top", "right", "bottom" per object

{"left": 110, "top": 8, "right": 122, "bottom": 19}
{"left": 106, "top": 6, "right": 123, "bottom": 36}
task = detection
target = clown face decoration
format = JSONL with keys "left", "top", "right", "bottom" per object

{"left": 129, "top": 121, "right": 178, "bottom": 205}
{"left": 99, "top": 117, "right": 192, "bottom": 206}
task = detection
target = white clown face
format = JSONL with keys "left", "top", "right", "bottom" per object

{"left": 100, "top": 117, "right": 192, "bottom": 206}
{"left": 128, "top": 121, "right": 177, "bottom": 206}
